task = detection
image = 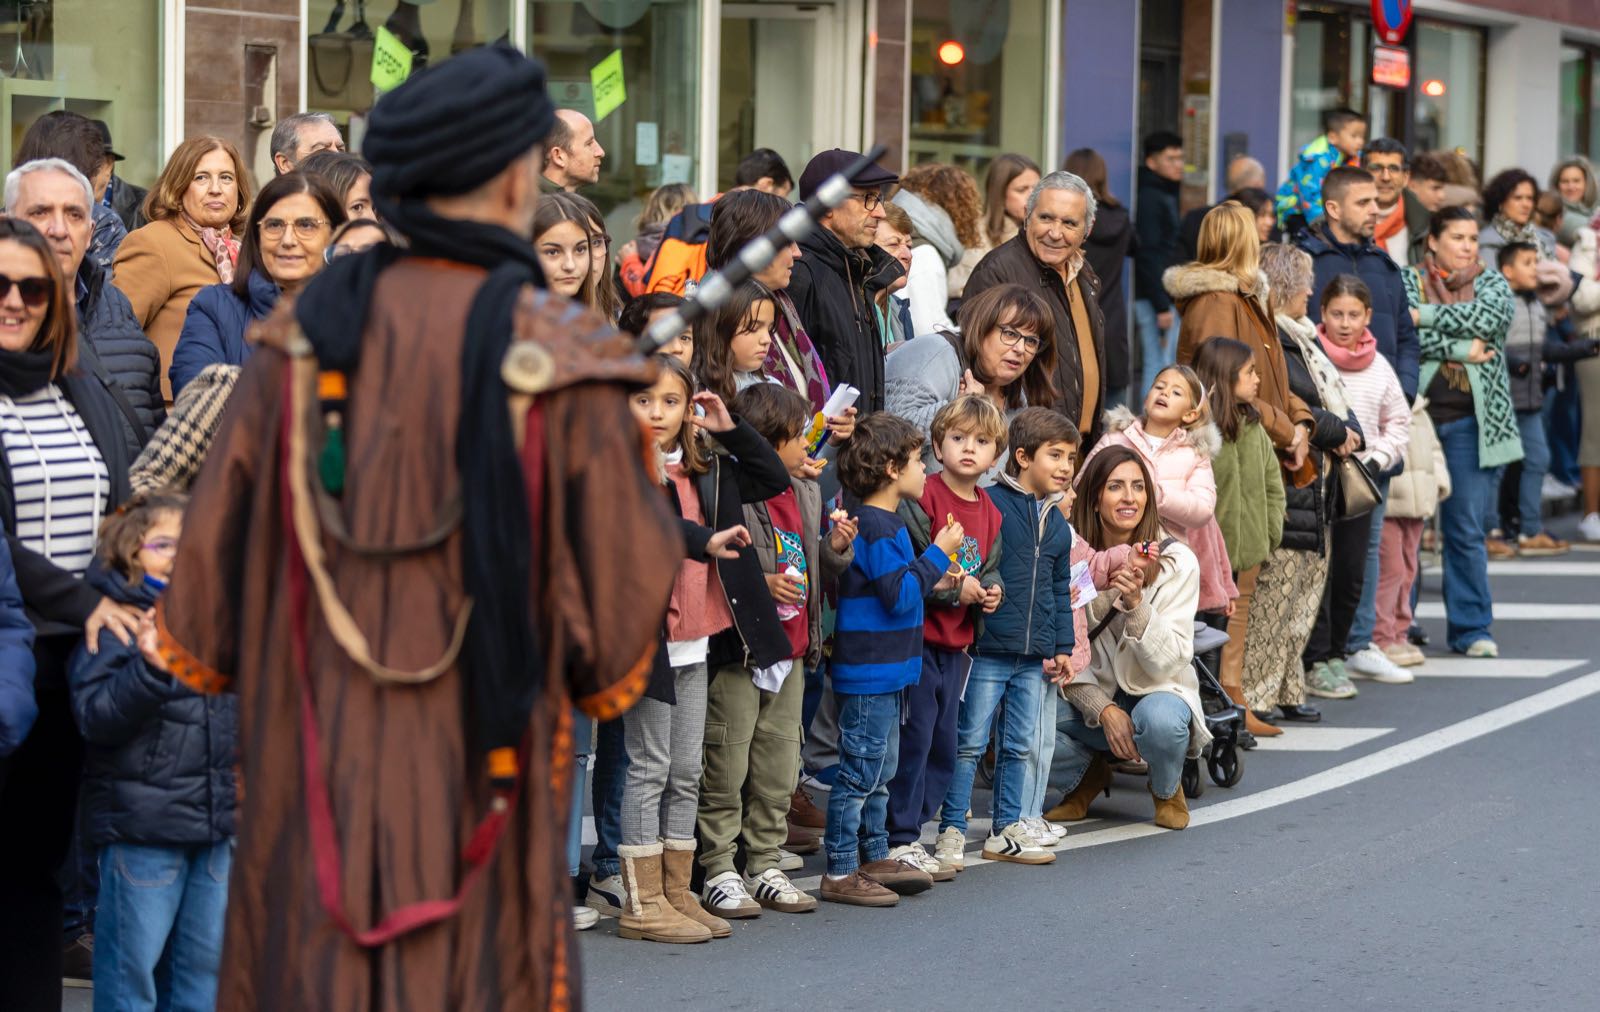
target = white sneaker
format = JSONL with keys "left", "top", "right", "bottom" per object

{"left": 1465, "top": 639, "right": 1500, "bottom": 658}
{"left": 1346, "top": 646, "right": 1414, "bottom": 684}
{"left": 982, "top": 822, "right": 1056, "bottom": 865}
{"left": 1581, "top": 513, "right": 1600, "bottom": 543}
{"left": 776, "top": 848, "right": 803, "bottom": 872}
{"left": 701, "top": 870, "right": 761, "bottom": 918}
{"left": 1021, "top": 817, "right": 1064, "bottom": 847}
{"left": 888, "top": 842, "right": 952, "bottom": 881}
{"left": 744, "top": 867, "right": 818, "bottom": 913}
{"left": 933, "top": 827, "right": 966, "bottom": 872}
{"left": 1542, "top": 475, "right": 1577, "bottom": 500}
{"left": 572, "top": 903, "right": 599, "bottom": 931}
{"left": 585, "top": 872, "right": 625, "bottom": 917}
{"left": 799, "top": 771, "right": 832, "bottom": 794}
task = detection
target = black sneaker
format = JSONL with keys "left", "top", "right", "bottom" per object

{"left": 1407, "top": 624, "right": 1429, "bottom": 647}
{"left": 63, "top": 934, "right": 93, "bottom": 987}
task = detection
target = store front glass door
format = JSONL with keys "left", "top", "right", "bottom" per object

{"left": 718, "top": 3, "right": 837, "bottom": 192}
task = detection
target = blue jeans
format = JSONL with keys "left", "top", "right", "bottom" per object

{"left": 1544, "top": 377, "right": 1582, "bottom": 486}
{"left": 939, "top": 653, "right": 1042, "bottom": 836}
{"left": 1515, "top": 410, "right": 1551, "bottom": 536}
{"left": 1053, "top": 690, "right": 1192, "bottom": 800}
{"left": 1436, "top": 416, "right": 1497, "bottom": 651}
{"left": 589, "top": 717, "right": 628, "bottom": 878}
{"left": 1020, "top": 682, "right": 1058, "bottom": 819}
{"left": 567, "top": 710, "right": 592, "bottom": 878}
{"left": 94, "top": 841, "right": 231, "bottom": 1012}
{"left": 1134, "top": 299, "right": 1179, "bottom": 401}
{"left": 1346, "top": 474, "right": 1391, "bottom": 652}
{"left": 824, "top": 691, "right": 901, "bottom": 875}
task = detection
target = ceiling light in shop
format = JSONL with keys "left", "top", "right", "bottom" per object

{"left": 938, "top": 40, "right": 965, "bottom": 66}
{"left": 1422, "top": 79, "right": 1447, "bottom": 97}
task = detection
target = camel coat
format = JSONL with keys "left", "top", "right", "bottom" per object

{"left": 113, "top": 218, "right": 231, "bottom": 400}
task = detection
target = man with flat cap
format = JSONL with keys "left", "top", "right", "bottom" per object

{"left": 143, "top": 44, "right": 680, "bottom": 1010}
{"left": 786, "top": 148, "right": 905, "bottom": 414}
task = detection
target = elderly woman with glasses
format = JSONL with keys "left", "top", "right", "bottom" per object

{"left": 168, "top": 171, "right": 345, "bottom": 397}
{"left": 884, "top": 282, "right": 1059, "bottom": 484}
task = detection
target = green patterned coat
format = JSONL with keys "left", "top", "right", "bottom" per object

{"left": 1402, "top": 266, "right": 1524, "bottom": 469}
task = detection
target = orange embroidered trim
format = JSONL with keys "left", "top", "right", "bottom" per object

{"left": 154, "top": 602, "right": 231, "bottom": 694}
{"left": 574, "top": 646, "right": 654, "bottom": 722}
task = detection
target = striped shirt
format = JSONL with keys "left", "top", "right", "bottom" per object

{"left": 831, "top": 505, "right": 949, "bottom": 695}
{"left": 0, "top": 385, "right": 110, "bottom": 576}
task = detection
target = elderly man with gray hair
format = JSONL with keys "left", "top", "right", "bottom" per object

{"left": 965, "top": 169, "right": 1107, "bottom": 439}
{"left": 5, "top": 158, "right": 162, "bottom": 441}
{"left": 270, "top": 111, "right": 345, "bottom": 175}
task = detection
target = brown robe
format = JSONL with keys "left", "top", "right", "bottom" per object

{"left": 154, "top": 260, "right": 681, "bottom": 1011}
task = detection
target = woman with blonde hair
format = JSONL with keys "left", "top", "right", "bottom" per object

{"left": 620, "top": 182, "right": 697, "bottom": 297}
{"left": 1166, "top": 202, "right": 1313, "bottom": 710}
{"left": 113, "top": 136, "right": 254, "bottom": 399}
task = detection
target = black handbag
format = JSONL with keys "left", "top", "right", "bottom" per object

{"left": 1334, "top": 455, "right": 1381, "bottom": 519}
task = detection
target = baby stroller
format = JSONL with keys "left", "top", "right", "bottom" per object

{"left": 1183, "top": 621, "right": 1244, "bottom": 798}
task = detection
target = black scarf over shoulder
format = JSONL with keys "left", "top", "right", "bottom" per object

{"left": 293, "top": 43, "right": 556, "bottom": 758}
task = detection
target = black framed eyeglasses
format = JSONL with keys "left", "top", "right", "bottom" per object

{"left": 846, "top": 189, "right": 883, "bottom": 212}
{"left": 996, "top": 324, "right": 1042, "bottom": 353}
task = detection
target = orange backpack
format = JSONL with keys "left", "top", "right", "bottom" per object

{"left": 641, "top": 203, "right": 716, "bottom": 295}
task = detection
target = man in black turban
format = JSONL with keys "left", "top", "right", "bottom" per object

{"left": 146, "top": 44, "right": 681, "bottom": 1011}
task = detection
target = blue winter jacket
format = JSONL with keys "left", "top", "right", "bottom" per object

{"left": 0, "top": 536, "right": 36, "bottom": 757}
{"left": 974, "top": 475, "right": 1075, "bottom": 659}
{"left": 68, "top": 562, "right": 238, "bottom": 847}
{"left": 170, "top": 269, "right": 278, "bottom": 397}
{"left": 1300, "top": 222, "right": 1421, "bottom": 401}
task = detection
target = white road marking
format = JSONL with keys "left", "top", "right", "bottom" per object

{"left": 1423, "top": 560, "right": 1600, "bottom": 576}
{"left": 1410, "top": 658, "right": 1586, "bottom": 679}
{"left": 1250, "top": 726, "right": 1394, "bottom": 751}
{"left": 1415, "top": 602, "right": 1600, "bottom": 620}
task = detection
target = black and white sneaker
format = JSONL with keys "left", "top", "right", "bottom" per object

{"left": 745, "top": 867, "right": 818, "bottom": 913}
{"left": 701, "top": 871, "right": 762, "bottom": 918}
{"left": 585, "top": 872, "right": 625, "bottom": 917}
{"left": 982, "top": 822, "right": 1056, "bottom": 865}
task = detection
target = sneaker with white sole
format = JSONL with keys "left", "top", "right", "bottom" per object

{"left": 701, "top": 871, "right": 762, "bottom": 918}
{"left": 1346, "top": 646, "right": 1414, "bottom": 684}
{"left": 1304, "top": 661, "right": 1358, "bottom": 699}
{"left": 1465, "top": 638, "right": 1499, "bottom": 658}
{"left": 585, "top": 872, "right": 625, "bottom": 917}
{"left": 934, "top": 827, "right": 966, "bottom": 872}
{"left": 777, "top": 848, "right": 804, "bottom": 872}
{"left": 1581, "top": 513, "right": 1600, "bottom": 543}
{"left": 1022, "top": 817, "right": 1064, "bottom": 847}
{"left": 1542, "top": 475, "right": 1578, "bottom": 500}
{"left": 572, "top": 904, "right": 599, "bottom": 931}
{"left": 982, "top": 822, "right": 1056, "bottom": 865}
{"left": 1382, "top": 642, "right": 1426, "bottom": 668}
{"left": 889, "top": 842, "right": 955, "bottom": 882}
{"left": 745, "top": 867, "right": 818, "bottom": 913}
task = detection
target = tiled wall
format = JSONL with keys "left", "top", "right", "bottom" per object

{"left": 184, "top": 0, "right": 302, "bottom": 179}
{"left": 873, "top": 0, "right": 910, "bottom": 172}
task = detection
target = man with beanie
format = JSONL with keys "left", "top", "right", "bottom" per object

{"left": 786, "top": 148, "right": 905, "bottom": 413}
{"left": 145, "top": 43, "right": 680, "bottom": 1010}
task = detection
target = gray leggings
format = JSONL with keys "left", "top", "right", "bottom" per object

{"left": 621, "top": 662, "right": 708, "bottom": 844}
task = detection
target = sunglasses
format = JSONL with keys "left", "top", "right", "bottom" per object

{"left": 0, "top": 273, "right": 52, "bottom": 307}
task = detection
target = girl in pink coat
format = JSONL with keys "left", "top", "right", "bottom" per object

{"left": 1082, "top": 366, "right": 1237, "bottom": 613}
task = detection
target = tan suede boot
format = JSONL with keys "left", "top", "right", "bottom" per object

{"left": 661, "top": 839, "right": 730, "bottom": 938}
{"left": 1224, "top": 683, "right": 1282, "bottom": 737}
{"left": 617, "top": 843, "right": 712, "bottom": 943}
{"left": 1150, "top": 783, "right": 1190, "bottom": 830}
{"left": 1045, "top": 755, "right": 1112, "bottom": 822}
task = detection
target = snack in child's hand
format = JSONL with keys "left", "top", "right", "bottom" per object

{"left": 946, "top": 513, "right": 955, "bottom": 526}
{"left": 830, "top": 508, "right": 849, "bottom": 523}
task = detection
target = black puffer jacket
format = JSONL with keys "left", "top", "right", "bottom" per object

{"left": 786, "top": 226, "right": 903, "bottom": 415}
{"left": 79, "top": 258, "right": 163, "bottom": 443}
{"left": 1083, "top": 202, "right": 1136, "bottom": 394}
{"left": 68, "top": 562, "right": 238, "bottom": 847}
{"left": 1280, "top": 324, "right": 1363, "bottom": 554}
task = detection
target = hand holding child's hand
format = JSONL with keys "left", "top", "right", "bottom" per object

{"left": 982, "top": 584, "right": 1003, "bottom": 613}
{"left": 825, "top": 407, "right": 858, "bottom": 445}
{"left": 691, "top": 392, "right": 735, "bottom": 433}
{"left": 957, "top": 575, "right": 985, "bottom": 605}
{"left": 933, "top": 518, "right": 966, "bottom": 556}
{"left": 705, "top": 525, "right": 752, "bottom": 560}
{"left": 764, "top": 571, "right": 805, "bottom": 606}
{"left": 828, "top": 515, "right": 858, "bottom": 552}
{"left": 1045, "top": 653, "right": 1073, "bottom": 686}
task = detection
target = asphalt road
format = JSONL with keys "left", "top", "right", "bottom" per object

{"left": 61, "top": 516, "right": 1600, "bottom": 1012}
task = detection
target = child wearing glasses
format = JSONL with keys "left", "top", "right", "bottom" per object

{"left": 68, "top": 490, "right": 239, "bottom": 1011}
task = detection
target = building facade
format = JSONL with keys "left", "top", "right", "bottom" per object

{"left": 16, "top": 0, "right": 1600, "bottom": 232}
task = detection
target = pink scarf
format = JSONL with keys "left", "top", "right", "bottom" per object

{"left": 1316, "top": 323, "right": 1377, "bottom": 371}
{"left": 182, "top": 214, "right": 240, "bottom": 285}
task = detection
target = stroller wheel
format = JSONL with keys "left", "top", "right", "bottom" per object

{"left": 1182, "top": 758, "right": 1204, "bottom": 799}
{"left": 1208, "top": 743, "right": 1243, "bottom": 788}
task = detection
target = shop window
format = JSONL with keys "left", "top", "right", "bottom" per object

{"left": 0, "top": 0, "right": 164, "bottom": 189}
{"left": 907, "top": 0, "right": 1050, "bottom": 180}
{"left": 530, "top": 0, "right": 700, "bottom": 240}
{"left": 1412, "top": 20, "right": 1484, "bottom": 164}
{"left": 1559, "top": 44, "right": 1600, "bottom": 159}
{"left": 1289, "top": 5, "right": 1401, "bottom": 157}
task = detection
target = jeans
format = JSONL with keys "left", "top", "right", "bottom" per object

{"left": 566, "top": 711, "right": 592, "bottom": 878}
{"left": 939, "top": 653, "right": 1042, "bottom": 836}
{"left": 886, "top": 646, "right": 967, "bottom": 847}
{"left": 1134, "top": 298, "right": 1179, "bottom": 401}
{"left": 94, "top": 841, "right": 232, "bottom": 1012}
{"left": 824, "top": 691, "right": 901, "bottom": 876}
{"left": 1515, "top": 410, "right": 1551, "bottom": 536}
{"left": 1346, "top": 474, "right": 1391, "bottom": 652}
{"left": 1436, "top": 416, "right": 1497, "bottom": 650}
{"left": 1020, "top": 683, "right": 1058, "bottom": 820}
{"left": 1053, "top": 690, "right": 1192, "bottom": 800}
{"left": 590, "top": 717, "right": 628, "bottom": 878}
{"left": 1544, "top": 377, "right": 1582, "bottom": 487}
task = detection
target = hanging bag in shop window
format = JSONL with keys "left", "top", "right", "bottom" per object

{"left": 308, "top": 0, "right": 375, "bottom": 112}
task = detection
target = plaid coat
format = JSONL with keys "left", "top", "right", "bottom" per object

{"left": 129, "top": 363, "right": 240, "bottom": 493}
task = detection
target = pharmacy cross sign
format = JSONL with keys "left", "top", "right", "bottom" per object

{"left": 1371, "top": 0, "right": 1413, "bottom": 45}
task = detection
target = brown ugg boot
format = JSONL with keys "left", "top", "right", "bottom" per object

{"left": 1045, "top": 755, "right": 1111, "bottom": 822}
{"left": 1150, "top": 783, "right": 1190, "bottom": 830}
{"left": 1224, "top": 684, "right": 1282, "bottom": 737}
{"left": 617, "top": 843, "right": 712, "bottom": 943}
{"left": 661, "top": 839, "right": 731, "bottom": 938}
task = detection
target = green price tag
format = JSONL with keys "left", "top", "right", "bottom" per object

{"left": 370, "top": 25, "right": 414, "bottom": 94}
{"left": 590, "top": 49, "right": 626, "bottom": 122}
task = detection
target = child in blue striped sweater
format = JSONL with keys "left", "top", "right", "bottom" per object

{"left": 822, "top": 413, "right": 964, "bottom": 908}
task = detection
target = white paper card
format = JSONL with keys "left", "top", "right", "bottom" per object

{"left": 661, "top": 153, "right": 693, "bottom": 185}
{"left": 634, "top": 122, "right": 659, "bottom": 166}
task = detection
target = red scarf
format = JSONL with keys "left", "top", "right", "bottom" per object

{"left": 1316, "top": 323, "right": 1377, "bottom": 371}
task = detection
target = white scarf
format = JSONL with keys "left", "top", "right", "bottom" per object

{"left": 1275, "top": 313, "right": 1353, "bottom": 418}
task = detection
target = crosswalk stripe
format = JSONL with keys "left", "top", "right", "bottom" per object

{"left": 1415, "top": 602, "right": 1600, "bottom": 620}
{"left": 1250, "top": 727, "right": 1394, "bottom": 751}
{"left": 1410, "top": 658, "right": 1586, "bottom": 679}
{"left": 1424, "top": 560, "right": 1600, "bottom": 576}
